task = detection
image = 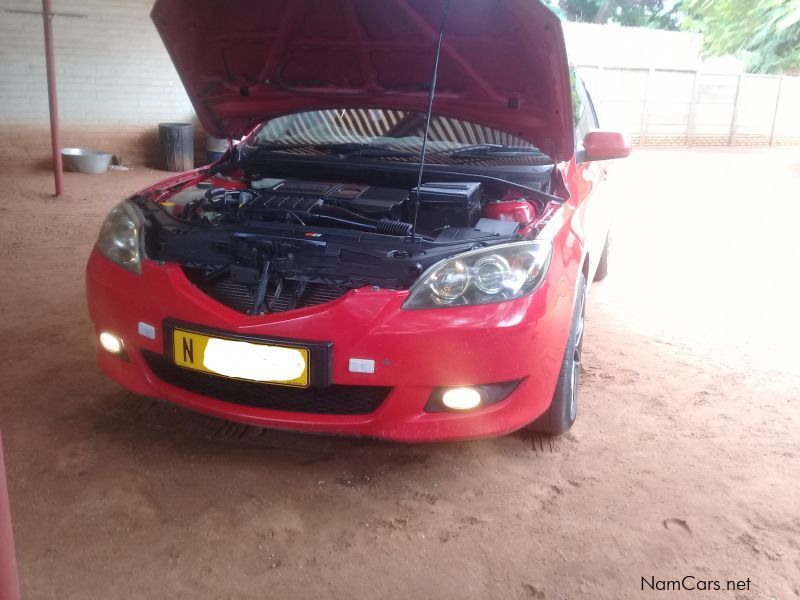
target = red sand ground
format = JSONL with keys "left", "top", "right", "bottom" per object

{"left": 1, "top": 148, "right": 798, "bottom": 599}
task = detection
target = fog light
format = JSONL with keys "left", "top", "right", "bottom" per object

{"left": 99, "top": 332, "right": 123, "bottom": 354}
{"left": 426, "top": 381, "right": 521, "bottom": 413}
{"left": 441, "top": 387, "right": 482, "bottom": 410}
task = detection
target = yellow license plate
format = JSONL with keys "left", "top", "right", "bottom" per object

{"left": 172, "top": 329, "right": 310, "bottom": 387}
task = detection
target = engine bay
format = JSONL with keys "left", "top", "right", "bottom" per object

{"left": 139, "top": 164, "right": 561, "bottom": 315}
{"left": 159, "top": 176, "right": 526, "bottom": 240}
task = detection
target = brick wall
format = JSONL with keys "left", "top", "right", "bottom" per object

{"left": 0, "top": 0, "right": 198, "bottom": 165}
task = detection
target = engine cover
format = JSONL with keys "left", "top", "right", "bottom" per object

{"left": 247, "top": 178, "right": 408, "bottom": 220}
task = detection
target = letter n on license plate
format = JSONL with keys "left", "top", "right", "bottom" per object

{"left": 172, "top": 328, "right": 310, "bottom": 387}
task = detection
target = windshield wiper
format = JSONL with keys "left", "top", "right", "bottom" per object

{"left": 443, "top": 144, "right": 548, "bottom": 159}
{"left": 246, "top": 142, "right": 415, "bottom": 160}
{"left": 315, "top": 143, "right": 417, "bottom": 159}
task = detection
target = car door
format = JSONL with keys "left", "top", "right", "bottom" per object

{"left": 570, "top": 75, "right": 612, "bottom": 281}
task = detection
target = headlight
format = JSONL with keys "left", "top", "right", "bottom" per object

{"left": 96, "top": 201, "right": 143, "bottom": 275}
{"left": 403, "top": 241, "right": 552, "bottom": 309}
{"left": 429, "top": 260, "right": 470, "bottom": 300}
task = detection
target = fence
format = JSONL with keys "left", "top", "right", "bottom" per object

{"left": 576, "top": 66, "right": 800, "bottom": 147}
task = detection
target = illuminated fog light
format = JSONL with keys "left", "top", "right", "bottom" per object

{"left": 441, "top": 387, "right": 482, "bottom": 410}
{"left": 99, "top": 332, "right": 123, "bottom": 354}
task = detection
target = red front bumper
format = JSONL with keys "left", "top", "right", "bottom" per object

{"left": 86, "top": 248, "right": 573, "bottom": 441}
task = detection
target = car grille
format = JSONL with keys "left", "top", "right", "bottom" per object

{"left": 142, "top": 351, "right": 390, "bottom": 415}
{"left": 184, "top": 270, "right": 350, "bottom": 315}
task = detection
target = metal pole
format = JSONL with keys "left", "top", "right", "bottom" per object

{"left": 42, "top": 0, "right": 64, "bottom": 197}
{"left": 0, "top": 431, "right": 21, "bottom": 600}
{"left": 729, "top": 73, "right": 743, "bottom": 146}
{"left": 769, "top": 76, "right": 784, "bottom": 146}
{"left": 686, "top": 69, "right": 701, "bottom": 146}
{"left": 639, "top": 68, "right": 654, "bottom": 146}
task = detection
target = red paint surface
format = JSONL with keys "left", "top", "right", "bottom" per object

{"left": 0, "top": 432, "right": 20, "bottom": 600}
{"left": 84, "top": 155, "right": 596, "bottom": 441}
{"left": 583, "top": 130, "right": 633, "bottom": 161}
{"left": 150, "top": 0, "right": 574, "bottom": 160}
{"left": 86, "top": 230, "right": 577, "bottom": 441}
{"left": 84, "top": 130, "right": 625, "bottom": 441}
{"left": 85, "top": 0, "right": 627, "bottom": 441}
{"left": 483, "top": 200, "right": 536, "bottom": 224}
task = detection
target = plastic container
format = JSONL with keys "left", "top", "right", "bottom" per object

{"left": 61, "top": 148, "right": 112, "bottom": 174}
{"left": 206, "top": 135, "right": 228, "bottom": 163}
{"left": 158, "top": 123, "right": 193, "bottom": 171}
{"left": 412, "top": 182, "right": 483, "bottom": 230}
{"left": 483, "top": 200, "right": 535, "bottom": 224}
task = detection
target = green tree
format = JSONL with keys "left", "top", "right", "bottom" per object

{"left": 544, "top": 0, "right": 681, "bottom": 29}
{"left": 680, "top": 0, "right": 800, "bottom": 73}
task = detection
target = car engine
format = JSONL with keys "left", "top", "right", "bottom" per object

{"left": 141, "top": 170, "right": 557, "bottom": 315}
{"left": 162, "top": 177, "right": 494, "bottom": 238}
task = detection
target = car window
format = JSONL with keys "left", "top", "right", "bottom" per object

{"left": 570, "top": 70, "right": 584, "bottom": 125}
{"left": 571, "top": 73, "right": 597, "bottom": 143}
{"left": 584, "top": 88, "right": 600, "bottom": 130}
{"left": 249, "top": 108, "right": 554, "bottom": 165}
{"left": 253, "top": 109, "right": 538, "bottom": 150}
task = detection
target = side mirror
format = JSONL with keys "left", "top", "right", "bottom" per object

{"left": 582, "top": 130, "right": 632, "bottom": 161}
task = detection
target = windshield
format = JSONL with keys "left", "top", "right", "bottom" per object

{"left": 250, "top": 108, "right": 552, "bottom": 165}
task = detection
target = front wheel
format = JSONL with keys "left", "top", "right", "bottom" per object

{"left": 528, "top": 273, "right": 586, "bottom": 435}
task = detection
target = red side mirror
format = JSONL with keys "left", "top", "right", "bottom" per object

{"left": 582, "top": 130, "right": 632, "bottom": 161}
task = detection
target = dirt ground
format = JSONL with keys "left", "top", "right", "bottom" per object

{"left": 1, "top": 148, "right": 799, "bottom": 599}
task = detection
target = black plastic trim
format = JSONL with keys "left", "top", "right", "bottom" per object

{"left": 142, "top": 350, "right": 388, "bottom": 415}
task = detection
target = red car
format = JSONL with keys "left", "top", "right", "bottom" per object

{"left": 86, "top": 0, "right": 630, "bottom": 442}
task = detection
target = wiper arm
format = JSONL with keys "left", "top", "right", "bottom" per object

{"left": 245, "top": 142, "right": 415, "bottom": 160}
{"left": 312, "top": 142, "right": 416, "bottom": 159}
{"left": 444, "top": 144, "right": 547, "bottom": 158}
{"left": 238, "top": 143, "right": 311, "bottom": 161}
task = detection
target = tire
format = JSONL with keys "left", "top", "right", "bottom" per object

{"left": 593, "top": 232, "right": 610, "bottom": 282}
{"left": 528, "top": 273, "right": 586, "bottom": 435}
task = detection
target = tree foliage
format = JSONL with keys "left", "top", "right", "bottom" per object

{"left": 544, "top": 0, "right": 681, "bottom": 29}
{"left": 680, "top": 0, "right": 800, "bottom": 74}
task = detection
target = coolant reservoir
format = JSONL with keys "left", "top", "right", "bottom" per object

{"left": 166, "top": 185, "right": 207, "bottom": 206}
{"left": 482, "top": 200, "right": 535, "bottom": 224}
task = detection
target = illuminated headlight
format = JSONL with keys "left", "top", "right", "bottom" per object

{"left": 96, "top": 201, "right": 143, "bottom": 274}
{"left": 403, "top": 241, "right": 552, "bottom": 309}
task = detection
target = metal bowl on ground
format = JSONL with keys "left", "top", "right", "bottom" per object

{"left": 61, "top": 147, "right": 112, "bottom": 174}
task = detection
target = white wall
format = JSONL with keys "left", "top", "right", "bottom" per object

{"left": 563, "top": 22, "right": 703, "bottom": 70}
{"left": 579, "top": 66, "right": 800, "bottom": 146}
{"left": 0, "top": 0, "right": 195, "bottom": 163}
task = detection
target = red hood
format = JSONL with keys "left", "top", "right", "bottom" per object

{"left": 151, "top": 0, "right": 573, "bottom": 161}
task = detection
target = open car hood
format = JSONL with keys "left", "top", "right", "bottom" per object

{"left": 151, "top": 0, "right": 574, "bottom": 161}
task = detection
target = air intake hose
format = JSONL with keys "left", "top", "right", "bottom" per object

{"left": 377, "top": 218, "right": 413, "bottom": 236}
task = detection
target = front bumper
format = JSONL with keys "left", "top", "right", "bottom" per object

{"left": 86, "top": 248, "right": 574, "bottom": 441}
